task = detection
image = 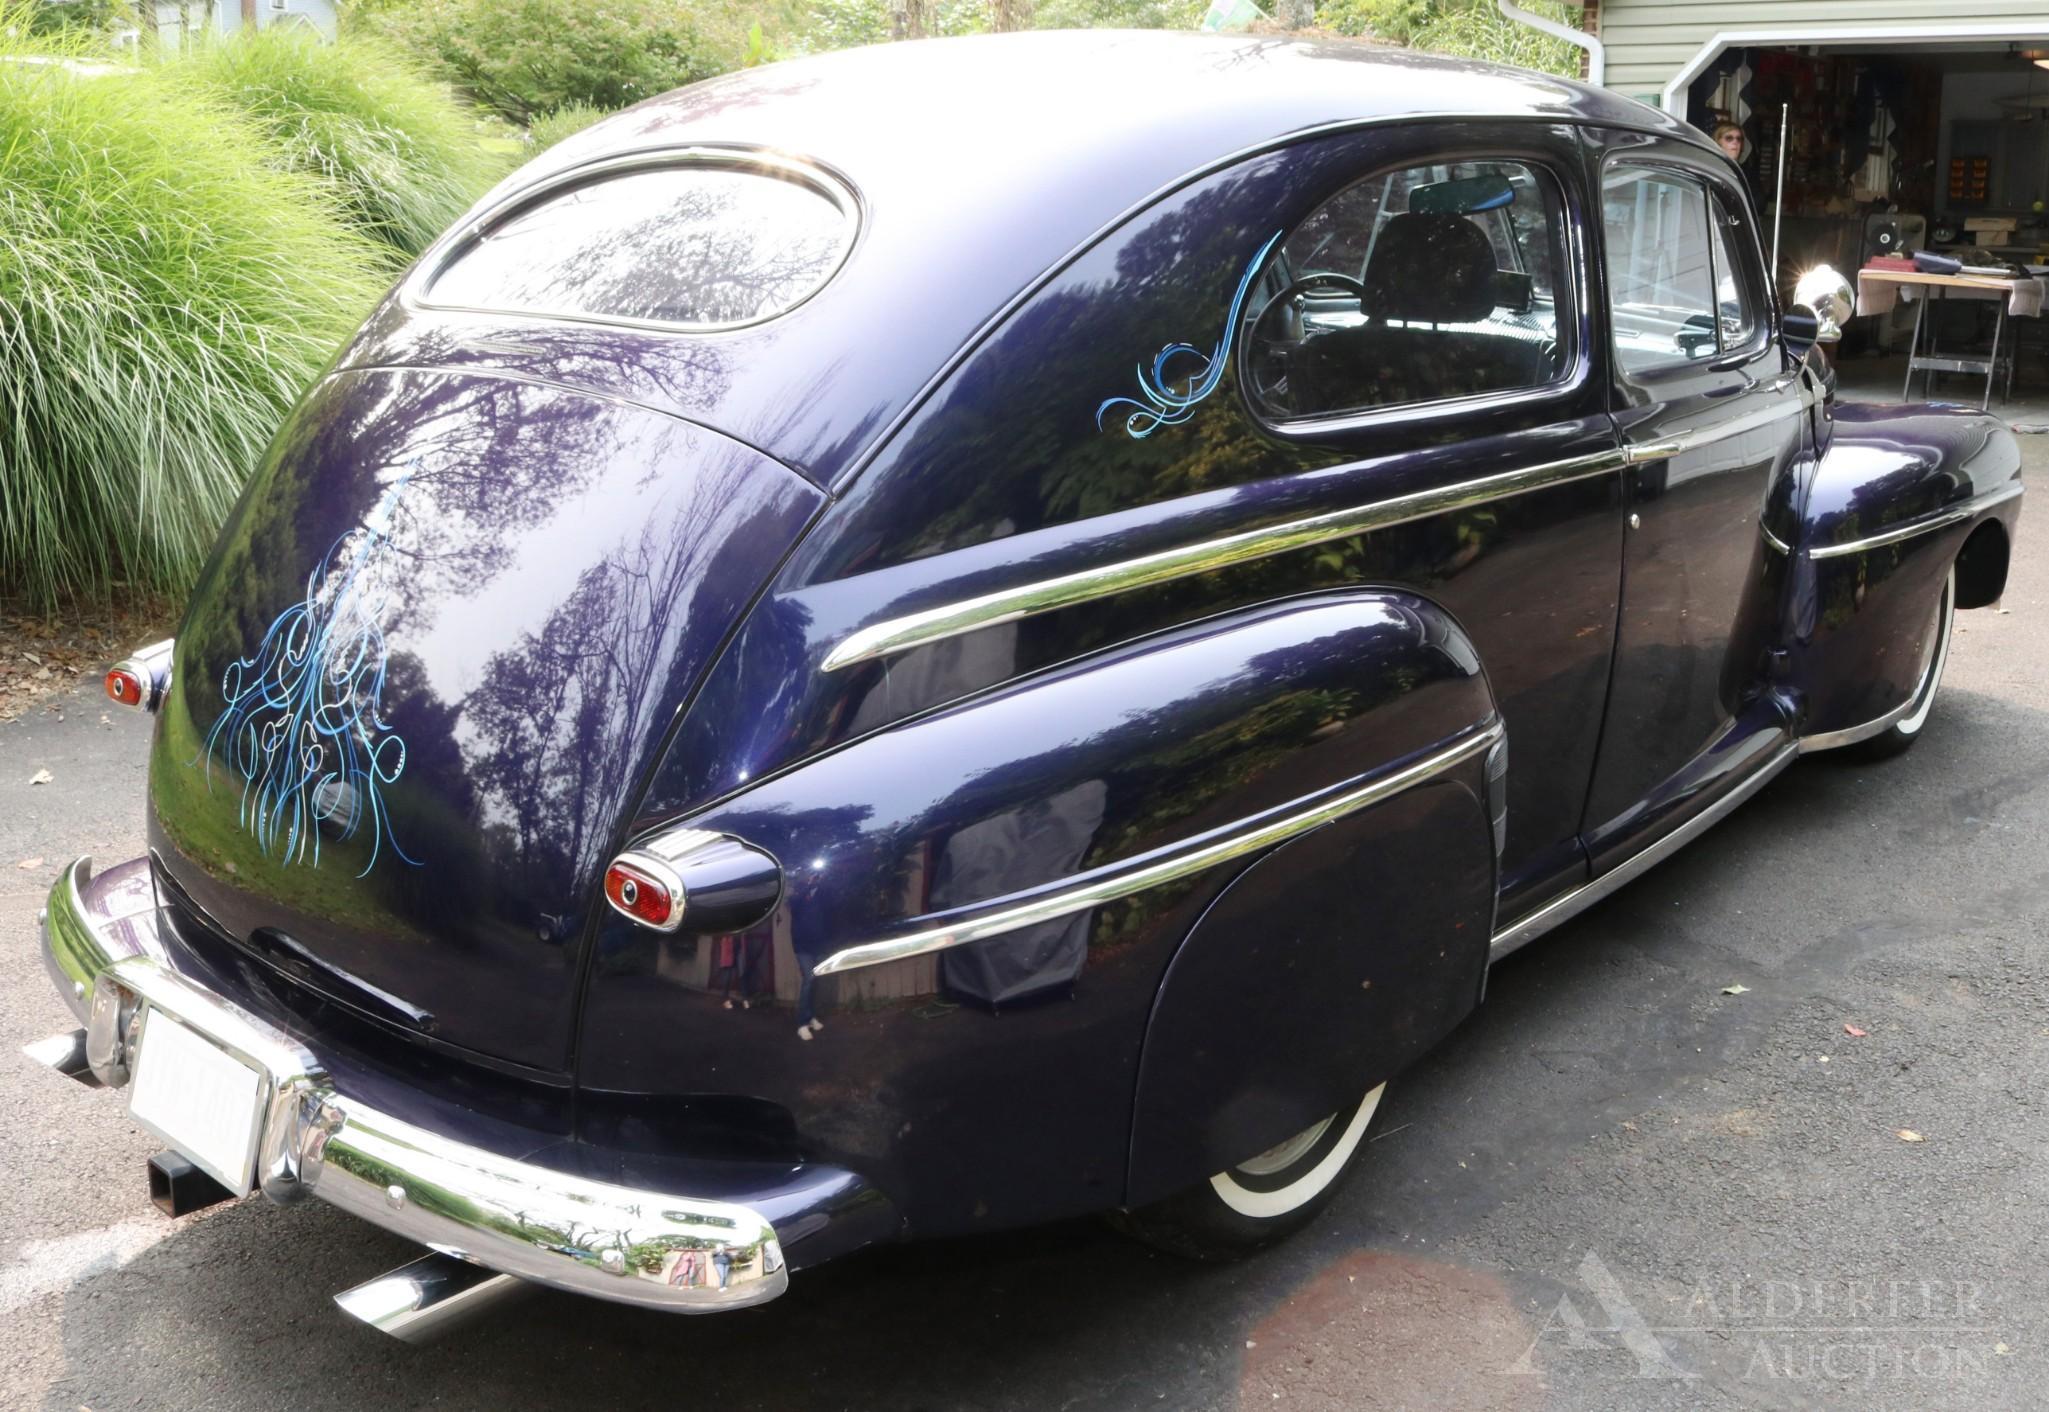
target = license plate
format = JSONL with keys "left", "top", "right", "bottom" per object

{"left": 127, "top": 1009, "right": 266, "bottom": 1194}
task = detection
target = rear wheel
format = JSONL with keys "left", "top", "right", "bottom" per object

{"left": 1854, "top": 567, "right": 1956, "bottom": 760}
{"left": 1107, "top": 1082, "right": 1388, "bottom": 1260}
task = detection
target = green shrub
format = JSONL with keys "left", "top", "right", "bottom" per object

{"left": 1315, "top": 0, "right": 1431, "bottom": 41}
{"left": 0, "top": 30, "right": 385, "bottom": 608}
{"left": 23, "top": 0, "right": 124, "bottom": 34}
{"left": 362, "top": 0, "right": 754, "bottom": 123}
{"left": 1317, "top": 0, "right": 1583, "bottom": 73}
{"left": 527, "top": 101, "right": 609, "bottom": 153}
{"left": 1409, "top": 0, "right": 1580, "bottom": 74}
{"left": 1033, "top": 0, "right": 1208, "bottom": 29}
{"left": 176, "top": 30, "right": 510, "bottom": 257}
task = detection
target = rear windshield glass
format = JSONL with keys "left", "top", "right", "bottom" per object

{"left": 423, "top": 163, "right": 854, "bottom": 329}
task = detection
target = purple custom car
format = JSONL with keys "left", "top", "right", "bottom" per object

{"left": 31, "top": 32, "right": 2021, "bottom": 1337}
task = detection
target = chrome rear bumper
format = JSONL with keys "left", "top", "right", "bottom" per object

{"left": 31, "top": 856, "right": 788, "bottom": 1314}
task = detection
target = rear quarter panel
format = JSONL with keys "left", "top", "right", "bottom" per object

{"left": 576, "top": 593, "right": 1498, "bottom": 1232}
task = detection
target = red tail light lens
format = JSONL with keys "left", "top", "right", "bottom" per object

{"left": 104, "top": 639, "right": 174, "bottom": 713}
{"left": 604, "top": 860, "right": 676, "bottom": 930}
{"left": 105, "top": 667, "right": 146, "bottom": 708}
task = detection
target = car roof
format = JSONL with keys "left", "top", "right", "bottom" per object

{"left": 426, "top": 33, "right": 1705, "bottom": 487}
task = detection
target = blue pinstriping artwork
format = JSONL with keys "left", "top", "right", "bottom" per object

{"left": 1095, "top": 230, "right": 1283, "bottom": 440}
{"left": 199, "top": 473, "right": 422, "bottom": 877}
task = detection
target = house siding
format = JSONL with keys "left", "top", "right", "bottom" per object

{"left": 1597, "top": 0, "right": 2049, "bottom": 103}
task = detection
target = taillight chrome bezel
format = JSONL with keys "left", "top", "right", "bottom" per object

{"left": 106, "top": 638, "right": 175, "bottom": 713}
{"left": 600, "top": 828, "right": 781, "bottom": 935}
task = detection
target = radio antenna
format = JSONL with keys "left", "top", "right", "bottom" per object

{"left": 1770, "top": 102, "right": 1789, "bottom": 291}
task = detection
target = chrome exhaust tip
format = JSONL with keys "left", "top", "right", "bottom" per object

{"left": 334, "top": 1252, "right": 530, "bottom": 1343}
{"left": 22, "top": 1029, "right": 101, "bottom": 1087}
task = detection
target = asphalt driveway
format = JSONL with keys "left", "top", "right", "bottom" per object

{"left": 2, "top": 371, "right": 2045, "bottom": 1411}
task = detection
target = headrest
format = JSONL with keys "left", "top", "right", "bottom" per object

{"left": 1362, "top": 213, "right": 1500, "bottom": 325}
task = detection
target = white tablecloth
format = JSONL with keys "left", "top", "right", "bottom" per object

{"left": 1858, "top": 271, "right": 2046, "bottom": 319}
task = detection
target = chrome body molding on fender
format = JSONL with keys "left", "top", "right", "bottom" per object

{"left": 816, "top": 719, "right": 1505, "bottom": 976}
{"left": 1808, "top": 480, "right": 2022, "bottom": 560}
{"left": 820, "top": 450, "right": 1627, "bottom": 671}
{"left": 32, "top": 858, "right": 789, "bottom": 1314}
{"left": 1488, "top": 736, "right": 1800, "bottom": 962}
{"left": 1795, "top": 695, "right": 1918, "bottom": 753}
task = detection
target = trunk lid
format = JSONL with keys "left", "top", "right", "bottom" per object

{"left": 149, "top": 369, "right": 821, "bottom": 1071}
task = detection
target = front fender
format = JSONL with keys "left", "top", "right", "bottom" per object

{"left": 1789, "top": 403, "right": 2022, "bottom": 740}
{"left": 575, "top": 589, "right": 1498, "bottom": 1231}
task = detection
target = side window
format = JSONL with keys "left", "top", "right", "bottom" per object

{"left": 1602, "top": 167, "right": 1719, "bottom": 371}
{"left": 1241, "top": 159, "right": 1571, "bottom": 422}
{"left": 1706, "top": 194, "right": 1760, "bottom": 351}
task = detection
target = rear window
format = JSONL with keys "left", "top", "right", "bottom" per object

{"left": 422, "top": 157, "right": 855, "bottom": 330}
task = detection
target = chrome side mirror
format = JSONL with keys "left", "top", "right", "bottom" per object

{"left": 1790, "top": 264, "right": 1855, "bottom": 345}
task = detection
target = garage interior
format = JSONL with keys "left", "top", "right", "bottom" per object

{"left": 1682, "top": 39, "right": 2049, "bottom": 391}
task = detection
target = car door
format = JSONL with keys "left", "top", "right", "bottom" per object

{"left": 1580, "top": 135, "right": 1806, "bottom": 862}
{"left": 1228, "top": 131, "right": 1626, "bottom": 925}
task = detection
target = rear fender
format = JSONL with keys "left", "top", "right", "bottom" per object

{"left": 583, "top": 589, "right": 1498, "bottom": 1227}
{"left": 678, "top": 590, "right": 1498, "bottom": 987}
{"left": 1124, "top": 752, "right": 1497, "bottom": 1207}
{"left": 1789, "top": 404, "right": 2022, "bottom": 742}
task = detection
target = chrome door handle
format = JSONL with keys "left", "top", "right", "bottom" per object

{"left": 1625, "top": 435, "right": 1691, "bottom": 464}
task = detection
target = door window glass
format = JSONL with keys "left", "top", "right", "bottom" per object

{"left": 1707, "top": 198, "right": 1759, "bottom": 351}
{"left": 1240, "top": 160, "right": 1571, "bottom": 422}
{"left": 1603, "top": 168, "right": 1719, "bottom": 371}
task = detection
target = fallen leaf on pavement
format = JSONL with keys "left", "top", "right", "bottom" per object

{"left": 1721, "top": 983, "right": 1750, "bottom": 996}
{"left": 16, "top": 857, "right": 43, "bottom": 870}
{"left": 1844, "top": 1023, "right": 1868, "bottom": 1037}
{"left": 28, "top": 768, "right": 51, "bottom": 785}
{"left": 1896, "top": 1129, "right": 1925, "bottom": 1143}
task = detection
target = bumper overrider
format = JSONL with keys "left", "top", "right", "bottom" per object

{"left": 30, "top": 856, "right": 789, "bottom": 1329}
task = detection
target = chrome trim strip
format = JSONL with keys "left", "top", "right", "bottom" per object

{"left": 38, "top": 861, "right": 790, "bottom": 1314}
{"left": 1796, "top": 694, "right": 1917, "bottom": 754}
{"left": 822, "top": 450, "right": 1623, "bottom": 671}
{"left": 1760, "top": 523, "right": 1793, "bottom": 555}
{"left": 1623, "top": 395, "right": 1807, "bottom": 466}
{"left": 1809, "top": 480, "right": 2023, "bottom": 560}
{"left": 1488, "top": 736, "right": 1798, "bottom": 962}
{"left": 816, "top": 721, "right": 1504, "bottom": 977}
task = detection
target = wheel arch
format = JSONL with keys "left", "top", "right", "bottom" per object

{"left": 1122, "top": 591, "right": 1501, "bottom": 1209}
{"left": 1955, "top": 516, "right": 2011, "bottom": 611}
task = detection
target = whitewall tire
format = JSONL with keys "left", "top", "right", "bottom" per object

{"left": 1107, "top": 1082, "right": 1388, "bottom": 1259}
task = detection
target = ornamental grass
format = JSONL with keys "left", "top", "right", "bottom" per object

{"left": 178, "top": 27, "right": 510, "bottom": 257}
{"left": 0, "top": 22, "right": 386, "bottom": 607}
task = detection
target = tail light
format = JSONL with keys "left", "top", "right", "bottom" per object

{"left": 106, "top": 638, "right": 175, "bottom": 713}
{"left": 604, "top": 858, "right": 680, "bottom": 931}
{"left": 602, "top": 829, "right": 782, "bottom": 934}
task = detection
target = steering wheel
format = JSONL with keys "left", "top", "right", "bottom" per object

{"left": 1244, "top": 271, "right": 1372, "bottom": 412}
